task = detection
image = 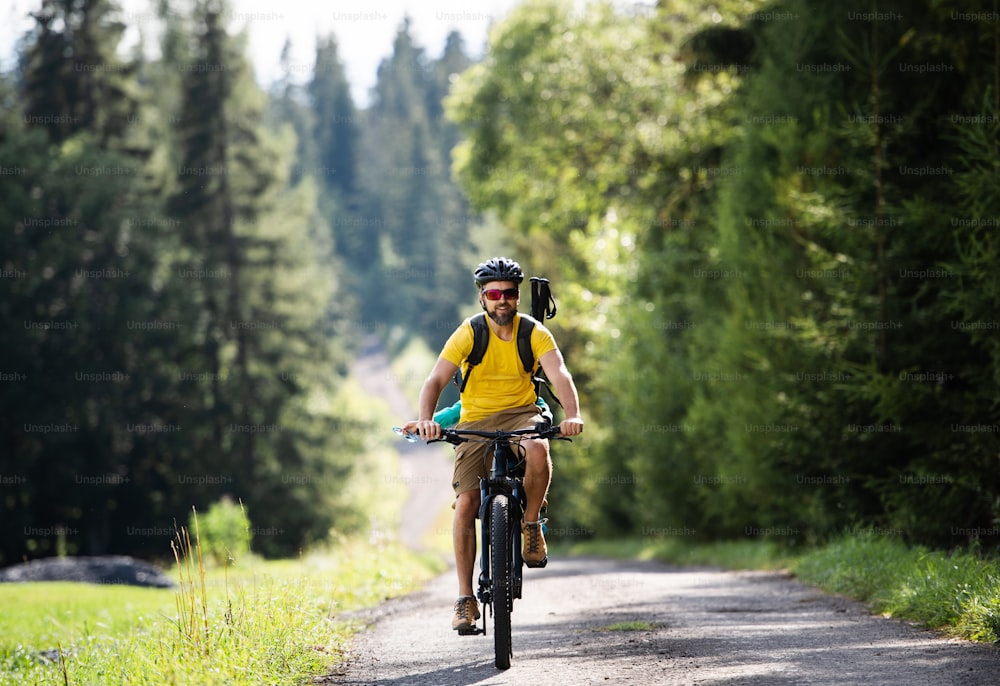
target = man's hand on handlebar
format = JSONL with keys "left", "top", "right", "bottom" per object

{"left": 399, "top": 417, "right": 581, "bottom": 442}
{"left": 401, "top": 419, "right": 441, "bottom": 441}
{"left": 558, "top": 416, "right": 584, "bottom": 437}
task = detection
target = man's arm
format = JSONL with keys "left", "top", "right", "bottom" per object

{"left": 402, "top": 356, "right": 459, "bottom": 440}
{"left": 538, "top": 349, "right": 583, "bottom": 436}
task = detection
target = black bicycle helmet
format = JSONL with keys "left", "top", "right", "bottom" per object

{"left": 473, "top": 256, "right": 524, "bottom": 287}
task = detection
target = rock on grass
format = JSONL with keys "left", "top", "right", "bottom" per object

{"left": 0, "top": 555, "right": 176, "bottom": 588}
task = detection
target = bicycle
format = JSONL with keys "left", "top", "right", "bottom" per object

{"left": 395, "top": 422, "right": 570, "bottom": 670}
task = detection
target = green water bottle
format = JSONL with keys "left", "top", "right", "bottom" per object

{"left": 433, "top": 401, "right": 462, "bottom": 428}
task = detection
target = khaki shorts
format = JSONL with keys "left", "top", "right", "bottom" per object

{"left": 452, "top": 404, "right": 544, "bottom": 495}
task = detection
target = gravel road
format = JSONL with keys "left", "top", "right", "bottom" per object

{"left": 324, "top": 556, "right": 999, "bottom": 685}
{"left": 352, "top": 336, "right": 455, "bottom": 550}
{"left": 343, "top": 340, "right": 1000, "bottom": 685}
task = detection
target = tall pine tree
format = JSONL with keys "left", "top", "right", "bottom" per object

{"left": 22, "top": 0, "right": 138, "bottom": 147}
{"left": 2, "top": 0, "right": 187, "bottom": 560}
{"left": 359, "top": 19, "right": 473, "bottom": 344}
{"left": 163, "top": 0, "right": 356, "bottom": 555}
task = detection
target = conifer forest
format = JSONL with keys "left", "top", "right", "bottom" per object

{"left": 1, "top": 0, "right": 998, "bottom": 566}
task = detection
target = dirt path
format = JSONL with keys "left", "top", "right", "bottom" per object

{"left": 324, "top": 556, "right": 999, "bottom": 685}
{"left": 352, "top": 336, "right": 455, "bottom": 550}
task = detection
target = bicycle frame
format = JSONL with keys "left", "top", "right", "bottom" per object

{"left": 476, "top": 437, "right": 527, "bottom": 612}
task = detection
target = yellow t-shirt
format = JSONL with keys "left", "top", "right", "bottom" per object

{"left": 441, "top": 313, "right": 557, "bottom": 423}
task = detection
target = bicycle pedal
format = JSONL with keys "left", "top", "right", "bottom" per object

{"left": 456, "top": 626, "right": 484, "bottom": 636}
{"left": 525, "top": 556, "right": 548, "bottom": 569}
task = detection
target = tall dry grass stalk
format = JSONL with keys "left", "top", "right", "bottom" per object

{"left": 170, "top": 507, "right": 213, "bottom": 652}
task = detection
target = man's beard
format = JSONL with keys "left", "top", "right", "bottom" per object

{"left": 488, "top": 305, "right": 516, "bottom": 326}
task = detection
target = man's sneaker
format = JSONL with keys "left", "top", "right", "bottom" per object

{"left": 452, "top": 595, "right": 480, "bottom": 633}
{"left": 522, "top": 519, "right": 548, "bottom": 568}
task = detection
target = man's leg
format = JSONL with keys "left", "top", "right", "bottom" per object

{"left": 521, "top": 438, "right": 552, "bottom": 567}
{"left": 451, "top": 488, "right": 482, "bottom": 631}
{"left": 453, "top": 489, "right": 480, "bottom": 596}
{"left": 522, "top": 438, "right": 551, "bottom": 522}
{"left": 450, "top": 435, "right": 488, "bottom": 632}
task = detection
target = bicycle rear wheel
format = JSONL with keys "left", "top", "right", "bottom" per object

{"left": 490, "top": 494, "right": 513, "bottom": 670}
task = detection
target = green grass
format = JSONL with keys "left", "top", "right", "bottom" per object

{"left": 0, "top": 536, "right": 445, "bottom": 685}
{"left": 594, "top": 620, "right": 657, "bottom": 632}
{"left": 558, "top": 533, "right": 1000, "bottom": 644}
{"left": 0, "top": 583, "right": 174, "bottom": 661}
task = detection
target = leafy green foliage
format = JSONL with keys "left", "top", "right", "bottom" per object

{"left": 447, "top": 0, "right": 1000, "bottom": 550}
{"left": 191, "top": 499, "right": 249, "bottom": 566}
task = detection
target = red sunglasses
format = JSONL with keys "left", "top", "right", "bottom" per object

{"left": 482, "top": 288, "right": 519, "bottom": 301}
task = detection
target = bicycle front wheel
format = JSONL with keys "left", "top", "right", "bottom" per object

{"left": 490, "top": 494, "right": 513, "bottom": 670}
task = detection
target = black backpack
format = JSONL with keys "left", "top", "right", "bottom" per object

{"left": 454, "top": 277, "right": 560, "bottom": 408}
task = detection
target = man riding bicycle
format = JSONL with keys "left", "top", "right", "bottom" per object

{"left": 402, "top": 256, "right": 584, "bottom": 633}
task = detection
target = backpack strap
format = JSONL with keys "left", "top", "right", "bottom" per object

{"left": 515, "top": 315, "right": 537, "bottom": 375}
{"left": 455, "top": 313, "right": 491, "bottom": 394}
{"left": 519, "top": 313, "right": 564, "bottom": 409}
{"left": 517, "top": 314, "right": 560, "bottom": 408}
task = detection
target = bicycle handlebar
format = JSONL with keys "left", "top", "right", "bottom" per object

{"left": 433, "top": 424, "right": 563, "bottom": 445}
{"left": 392, "top": 423, "right": 569, "bottom": 445}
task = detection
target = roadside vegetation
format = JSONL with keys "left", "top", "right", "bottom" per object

{"left": 0, "top": 528, "right": 444, "bottom": 686}
{"left": 794, "top": 534, "right": 1000, "bottom": 644}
